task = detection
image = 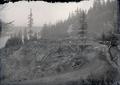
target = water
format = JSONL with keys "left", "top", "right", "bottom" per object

{"left": 0, "top": 36, "right": 10, "bottom": 49}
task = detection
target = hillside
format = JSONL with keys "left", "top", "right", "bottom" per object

{"left": 1, "top": 36, "right": 119, "bottom": 85}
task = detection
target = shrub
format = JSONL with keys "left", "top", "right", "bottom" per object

{"left": 5, "top": 37, "right": 23, "bottom": 48}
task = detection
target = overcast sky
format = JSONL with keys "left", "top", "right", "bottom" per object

{"left": 0, "top": 0, "right": 94, "bottom": 27}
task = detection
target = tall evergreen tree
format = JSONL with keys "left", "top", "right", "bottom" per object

{"left": 75, "top": 10, "right": 88, "bottom": 52}
{"left": 28, "top": 8, "right": 33, "bottom": 29}
{"left": 0, "top": 19, "right": 2, "bottom": 37}
{"left": 117, "top": 0, "right": 120, "bottom": 33}
{"left": 28, "top": 8, "right": 34, "bottom": 39}
{"left": 77, "top": 11, "right": 88, "bottom": 45}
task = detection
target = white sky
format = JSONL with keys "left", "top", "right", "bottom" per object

{"left": 0, "top": 0, "right": 94, "bottom": 27}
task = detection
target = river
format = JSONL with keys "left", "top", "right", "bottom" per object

{"left": 0, "top": 36, "right": 10, "bottom": 49}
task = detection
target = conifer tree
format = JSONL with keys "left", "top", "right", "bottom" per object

{"left": 77, "top": 10, "right": 88, "bottom": 51}
{"left": 28, "top": 8, "right": 33, "bottom": 39}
